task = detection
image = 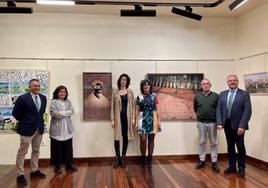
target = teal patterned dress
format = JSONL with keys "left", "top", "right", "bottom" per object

{"left": 136, "top": 93, "right": 161, "bottom": 134}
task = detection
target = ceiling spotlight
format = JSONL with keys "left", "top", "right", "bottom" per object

{"left": 0, "top": 1, "right": 33, "bottom": 14}
{"left": 229, "top": 0, "right": 248, "bottom": 11}
{"left": 171, "top": 6, "right": 202, "bottom": 21}
{"left": 121, "top": 5, "right": 156, "bottom": 17}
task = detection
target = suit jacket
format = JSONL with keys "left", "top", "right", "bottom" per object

{"left": 216, "top": 88, "right": 252, "bottom": 130}
{"left": 12, "top": 92, "right": 47, "bottom": 136}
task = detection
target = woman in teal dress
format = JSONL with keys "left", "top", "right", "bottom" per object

{"left": 136, "top": 79, "right": 161, "bottom": 168}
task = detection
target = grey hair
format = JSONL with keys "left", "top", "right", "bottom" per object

{"left": 201, "top": 78, "right": 211, "bottom": 85}
{"left": 227, "top": 74, "right": 239, "bottom": 82}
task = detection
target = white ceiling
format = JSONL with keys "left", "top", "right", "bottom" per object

{"left": 0, "top": 0, "right": 267, "bottom": 17}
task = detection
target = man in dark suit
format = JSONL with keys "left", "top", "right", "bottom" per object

{"left": 216, "top": 74, "right": 252, "bottom": 177}
{"left": 13, "top": 79, "right": 47, "bottom": 185}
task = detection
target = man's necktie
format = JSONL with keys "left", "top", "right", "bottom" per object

{"left": 227, "top": 90, "right": 234, "bottom": 118}
{"left": 34, "top": 95, "right": 40, "bottom": 112}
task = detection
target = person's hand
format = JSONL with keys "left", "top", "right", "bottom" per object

{"left": 237, "top": 128, "right": 245, "bottom": 136}
{"left": 158, "top": 121, "right": 161, "bottom": 131}
{"left": 111, "top": 120, "right": 115, "bottom": 129}
{"left": 132, "top": 119, "right": 135, "bottom": 126}
{"left": 158, "top": 121, "right": 161, "bottom": 128}
{"left": 55, "top": 112, "right": 61, "bottom": 118}
{"left": 217, "top": 125, "right": 223, "bottom": 131}
{"left": 135, "top": 123, "right": 139, "bottom": 131}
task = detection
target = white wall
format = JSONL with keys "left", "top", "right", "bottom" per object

{"left": 0, "top": 13, "right": 236, "bottom": 59}
{"left": 235, "top": 2, "right": 268, "bottom": 163}
{"left": 0, "top": 13, "right": 237, "bottom": 164}
{"left": 236, "top": 3, "right": 268, "bottom": 58}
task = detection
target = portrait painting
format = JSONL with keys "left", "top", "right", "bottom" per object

{"left": 83, "top": 72, "right": 112, "bottom": 121}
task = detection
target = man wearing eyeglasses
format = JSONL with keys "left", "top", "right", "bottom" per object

{"left": 13, "top": 79, "right": 47, "bottom": 185}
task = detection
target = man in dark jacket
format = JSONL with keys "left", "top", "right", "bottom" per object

{"left": 217, "top": 74, "right": 252, "bottom": 177}
{"left": 13, "top": 79, "right": 47, "bottom": 185}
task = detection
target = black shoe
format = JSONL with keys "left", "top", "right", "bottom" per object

{"left": 224, "top": 167, "right": 237, "bottom": 175}
{"left": 113, "top": 156, "right": 121, "bottom": 168}
{"left": 237, "top": 168, "right": 245, "bottom": 177}
{"left": 17, "top": 175, "right": 27, "bottom": 185}
{"left": 30, "top": 170, "right": 46, "bottom": 178}
{"left": 121, "top": 156, "right": 126, "bottom": 168}
{"left": 147, "top": 155, "right": 152, "bottom": 168}
{"left": 141, "top": 155, "right": 146, "bottom": 168}
{"left": 212, "top": 162, "right": 220, "bottom": 173}
{"left": 54, "top": 165, "right": 62, "bottom": 173}
{"left": 195, "top": 160, "right": 205, "bottom": 169}
{"left": 66, "top": 164, "right": 77, "bottom": 172}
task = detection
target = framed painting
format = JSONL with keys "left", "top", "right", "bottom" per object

{"left": 83, "top": 72, "right": 112, "bottom": 121}
{"left": 244, "top": 72, "right": 268, "bottom": 94}
{"left": 147, "top": 73, "right": 203, "bottom": 120}
{"left": 0, "top": 69, "right": 49, "bottom": 133}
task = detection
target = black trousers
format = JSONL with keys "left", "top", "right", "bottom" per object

{"left": 50, "top": 137, "right": 73, "bottom": 166}
{"left": 114, "top": 115, "right": 128, "bottom": 157}
{"left": 224, "top": 119, "right": 246, "bottom": 170}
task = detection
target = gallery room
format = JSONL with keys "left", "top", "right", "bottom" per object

{"left": 0, "top": 0, "right": 268, "bottom": 187}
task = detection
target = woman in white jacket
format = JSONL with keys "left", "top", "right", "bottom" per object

{"left": 49, "top": 85, "right": 77, "bottom": 173}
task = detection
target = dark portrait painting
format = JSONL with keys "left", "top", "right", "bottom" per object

{"left": 83, "top": 73, "right": 112, "bottom": 121}
{"left": 147, "top": 73, "right": 203, "bottom": 120}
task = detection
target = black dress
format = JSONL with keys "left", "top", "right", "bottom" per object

{"left": 120, "top": 94, "right": 128, "bottom": 139}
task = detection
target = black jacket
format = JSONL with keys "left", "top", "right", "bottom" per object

{"left": 12, "top": 92, "right": 47, "bottom": 136}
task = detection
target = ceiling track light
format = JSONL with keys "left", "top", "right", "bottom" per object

{"left": 121, "top": 5, "right": 156, "bottom": 17}
{"left": 171, "top": 6, "right": 202, "bottom": 21}
{"left": 0, "top": 0, "right": 33, "bottom": 14}
{"left": 229, "top": 0, "right": 248, "bottom": 11}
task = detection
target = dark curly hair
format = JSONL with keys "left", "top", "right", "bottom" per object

{"left": 53, "top": 85, "right": 68, "bottom": 100}
{"left": 117, "top": 73, "right": 130, "bottom": 89}
{"left": 140, "top": 79, "right": 153, "bottom": 94}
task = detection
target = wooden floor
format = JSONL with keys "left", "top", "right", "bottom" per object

{"left": 0, "top": 159, "right": 268, "bottom": 188}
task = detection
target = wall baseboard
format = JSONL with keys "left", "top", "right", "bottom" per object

{"left": 246, "top": 156, "right": 268, "bottom": 171}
